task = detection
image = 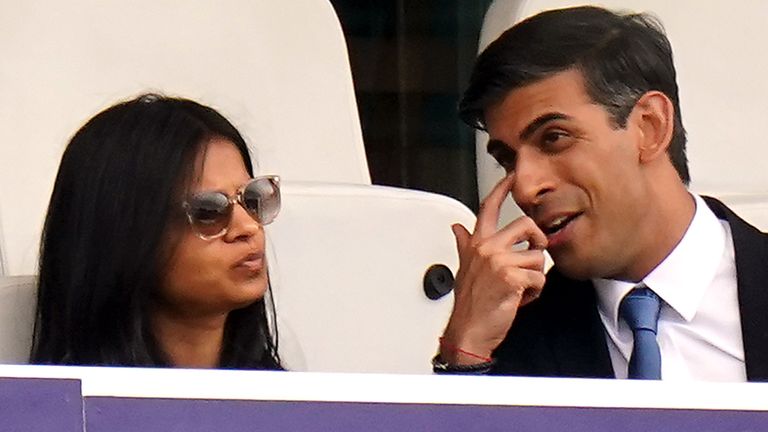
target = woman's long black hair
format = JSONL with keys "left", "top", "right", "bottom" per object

{"left": 31, "top": 94, "right": 281, "bottom": 369}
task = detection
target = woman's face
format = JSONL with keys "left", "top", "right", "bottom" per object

{"left": 159, "top": 138, "right": 268, "bottom": 317}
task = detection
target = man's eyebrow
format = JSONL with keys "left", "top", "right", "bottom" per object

{"left": 519, "top": 112, "right": 570, "bottom": 141}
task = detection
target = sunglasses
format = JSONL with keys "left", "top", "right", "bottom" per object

{"left": 182, "top": 175, "right": 281, "bottom": 240}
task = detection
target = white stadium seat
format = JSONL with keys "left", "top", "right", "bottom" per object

{"left": 0, "top": 276, "right": 36, "bottom": 364}
{"left": 269, "top": 182, "right": 475, "bottom": 373}
{"left": 0, "top": 0, "right": 369, "bottom": 276}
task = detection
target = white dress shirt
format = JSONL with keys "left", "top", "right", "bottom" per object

{"left": 593, "top": 194, "right": 746, "bottom": 381}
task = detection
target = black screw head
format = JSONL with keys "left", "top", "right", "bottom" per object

{"left": 423, "top": 264, "right": 454, "bottom": 300}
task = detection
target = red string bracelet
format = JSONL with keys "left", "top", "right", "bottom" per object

{"left": 439, "top": 337, "right": 492, "bottom": 363}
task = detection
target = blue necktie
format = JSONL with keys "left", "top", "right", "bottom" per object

{"left": 619, "top": 286, "right": 662, "bottom": 380}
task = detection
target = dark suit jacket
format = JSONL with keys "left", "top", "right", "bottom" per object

{"left": 490, "top": 197, "right": 768, "bottom": 381}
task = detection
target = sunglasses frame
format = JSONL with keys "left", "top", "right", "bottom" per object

{"left": 182, "top": 175, "right": 281, "bottom": 241}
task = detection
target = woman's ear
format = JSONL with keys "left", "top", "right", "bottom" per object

{"left": 630, "top": 91, "right": 675, "bottom": 164}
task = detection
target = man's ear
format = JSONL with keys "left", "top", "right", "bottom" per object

{"left": 629, "top": 91, "right": 675, "bottom": 164}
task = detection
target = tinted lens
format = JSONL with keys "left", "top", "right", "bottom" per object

{"left": 186, "top": 192, "right": 232, "bottom": 237}
{"left": 241, "top": 176, "right": 280, "bottom": 225}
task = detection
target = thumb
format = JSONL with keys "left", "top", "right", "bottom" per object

{"left": 451, "top": 223, "right": 471, "bottom": 263}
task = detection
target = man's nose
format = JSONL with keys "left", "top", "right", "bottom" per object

{"left": 510, "top": 149, "right": 556, "bottom": 210}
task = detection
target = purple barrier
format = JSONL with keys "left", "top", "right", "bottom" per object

{"left": 0, "top": 377, "right": 84, "bottom": 432}
{"left": 3, "top": 369, "right": 768, "bottom": 432}
{"left": 85, "top": 397, "right": 768, "bottom": 432}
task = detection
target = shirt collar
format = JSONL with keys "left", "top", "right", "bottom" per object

{"left": 595, "top": 194, "right": 727, "bottom": 327}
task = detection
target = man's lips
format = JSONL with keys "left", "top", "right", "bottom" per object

{"left": 534, "top": 212, "right": 583, "bottom": 247}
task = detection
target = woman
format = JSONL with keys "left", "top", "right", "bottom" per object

{"left": 31, "top": 94, "right": 282, "bottom": 369}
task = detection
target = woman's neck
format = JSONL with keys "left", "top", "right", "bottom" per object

{"left": 151, "top": 307, "right": 228, "bottom": 368}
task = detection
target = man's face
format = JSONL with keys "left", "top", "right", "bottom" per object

{"left": 484, "top": 69, "right": 651, "bottom": 281}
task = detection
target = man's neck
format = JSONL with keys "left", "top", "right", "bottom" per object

{"left": 620, "top": 180, "right": 696, "bottom": 282}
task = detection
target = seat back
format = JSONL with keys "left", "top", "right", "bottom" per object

{"left": 476, "top": 0, "right": 768, "bottom": 230}
{"left": 0, "top": 0, "right": 368, "bottom": 275}
{"left": 0, "top": 276, "right": 36, "bottom": 364}
{"left": 0, "top": 184, "right": 476, "bottom": 374}
{"left": 268, "top": 182, "right": 476, "bottom": 373}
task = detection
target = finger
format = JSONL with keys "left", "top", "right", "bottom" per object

{"left": 474, "top": 174, "right": 515, "bottom": 240}
{"left": 519, "top": 270, "right": 546, "bottom": 306}
{"left": 482, "top": 216, "right": 548, "bottom": 251}
{"left": 486, "top": 249, "right": 546, "bottom": 273}
{"left": 497, "top": 267, "right": 546, "bottom": 307}
{"left": 520, "top": 271, "right": 547, "bottom": 306}
{"left": 452, "top": 223, "right": 471, "bottom": 263}
{"left": 519, "top": 285, "right": 545, "bottom": 307}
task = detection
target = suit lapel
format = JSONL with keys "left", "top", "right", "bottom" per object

{"left": 544, "top": 271, "right": 615, "bottom": 378}
{"left": 704, "top": 196, "right": 768, "bottom": 381}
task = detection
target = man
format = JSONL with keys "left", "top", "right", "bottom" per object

{"left": 434, "top": 6, "right": 768, "bottom": 381}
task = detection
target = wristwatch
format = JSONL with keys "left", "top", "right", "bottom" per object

{"left": 431, "top": 354, "right": 496, "bottom": 374}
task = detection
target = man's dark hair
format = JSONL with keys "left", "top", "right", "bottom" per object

{"left": 459, "top": 6, "right": 689, "bottom": 184}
